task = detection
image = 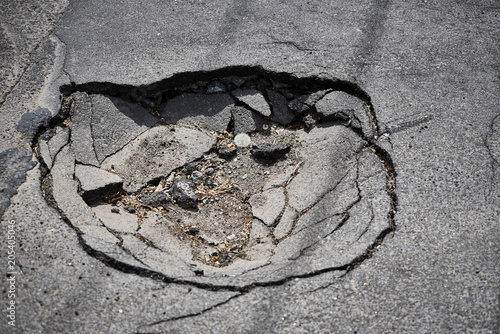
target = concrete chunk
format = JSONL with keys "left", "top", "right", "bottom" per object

{"left": 233, "top": 89, "right": 271, "bottom": 117}
{"left": 160, "top": 93, "right": 233, "bottom": 132}
{"left": 75, "top": 164, "right": 123, "bottom": 204}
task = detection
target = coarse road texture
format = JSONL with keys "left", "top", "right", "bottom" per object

{"left": 0, "top": 0, "right": 499, "bottom": 333}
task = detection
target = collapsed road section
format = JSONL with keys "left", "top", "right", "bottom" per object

{"left": 35, "top": 66, "right": 397, "bottom": 290}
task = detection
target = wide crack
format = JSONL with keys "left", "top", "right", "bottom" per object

{"left": 33, "top": 66, "right": 398, "bottom": 290}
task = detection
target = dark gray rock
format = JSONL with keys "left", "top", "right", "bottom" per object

{"left": 203, "top": 177, "right": 218, "bottom": 188}
{"left": 217, "top": 145, "right": 237, "bottom": 159}
{"left": 251, "top": 143, "right": 291, "bottom": 160}
{"left": 172, "top": 177, "right": 198, "bottom": 208}
{"left": 231, "top": 105, "right": 266, "bottom": 134}
{"left": 141, "top": 192, "right": 169, "bottom": 207}
{"left": 160, "top": 93, "right": 233, "bottom": 132}
{"left": 267, "top": 89, "right": 295, "bottom": 125}
{"left": 232, "top": 89, "right": 271, "bottom": 117}
{"left": 288, "top": 89, "right": 332, "bottom": 115}
{"left": 191, "top": 171, "right": 203, "bottom": 184}
{"left": 16, "top": 108, "right": 52, "bottom": 140}
{"left": 0, "top": 148, "right": 37, "bottom": 218}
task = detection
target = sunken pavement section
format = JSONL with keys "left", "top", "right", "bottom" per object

{"left": 35, "top": 69, "right": 396, "bottom": 289}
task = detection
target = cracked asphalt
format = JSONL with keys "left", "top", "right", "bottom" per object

{"left": 1, "top": 0, "right": 499, "bottom": 333}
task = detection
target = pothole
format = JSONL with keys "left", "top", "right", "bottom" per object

{"left": 35, "top": 67, "right": 396, "bottom": 289}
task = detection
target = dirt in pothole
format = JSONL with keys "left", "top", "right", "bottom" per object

{"left": 104, "top": 125, "right": 303, "bottom": 267}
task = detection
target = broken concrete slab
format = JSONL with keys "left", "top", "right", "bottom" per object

{"left": 267, "top": 89, "right": 295, "bottom": 125}
{"left": 70, "top": 92, "right": 99, "bottom": 166}
{"left": 90, "top": 94, "right": 159, "bottom": 163}
{"left": 232, "top": 105, "right": 266, "bottom": 134}
{"left": 74, "top": 164, "right": 123, "bottom": 204}
{"left": 49, "top": 145, "right": 102, "bottom": 227}
{"left": 288, "top": 89, "right": 332, "bottom": 115}
{"left": 101, "top": 126, "right": 216, "bottom": 192}
{"left": 233, "top": 88, "right": 271, "bottom": 117}
{"left": 286, "top": 124, "right": 364, "bottom": 213}
{"left": 160, "top": 93, "right": 233, "bottom": 132}
{"left": 249, "top": 187, "right": 286, "bottom": 227}
{"left": 316, "top": 90, "right": 373, "bottom": 138}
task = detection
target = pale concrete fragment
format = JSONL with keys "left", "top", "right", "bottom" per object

{"left": 75, "top": 164, "right": 123, "bottom": 203}
{"left": 91, "top": 94, "right": 159, "bottom": 163}
{"left": 70, "top": 92, "right": 99, "bottom": 166}
{"left": 101, "top": 126, "right": 216, "bottom": 192}
{"left": 50, "top": 145, "right": 101, "bottom": 227}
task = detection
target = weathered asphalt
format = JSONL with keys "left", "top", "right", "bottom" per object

{"left": 1, "top": 0, "right": 499, "bottom": 333}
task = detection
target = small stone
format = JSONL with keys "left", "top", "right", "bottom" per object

{"left": 251, "top": 143, "right": 291, "bottom": 160}
{"left": 141, "top": 192, "right": 168, "bottom": 207}
{"left": 191, "top": 171, "right": 203, "bottom": 184}
{"left": 205, "top": 167, "right": 215, "bottom": 175}
{"left": 203, "top": 177, "right": 218, "bottom": 188}
{"left": 124, "top": 206, "right": 136, "bottom": 214}
{"left": 172, "top": 177, "right": 198, "bottom": 208}
{"left": 111, "top": 208, "right": 120, "bottom": 214}
{"left": 218, "top": 251, "right": 230, "bottom": 266}
{"left": 303, "top": 113, "right": 318, "bottom": 129}
{"left": 206, "top": 81, "right": 226, "bottom": 94}
{"left": 217, "top": 145, "right": 237, "bottom": 159}
{"left": 188, "top": 226, "right": 200, "bottom": 235}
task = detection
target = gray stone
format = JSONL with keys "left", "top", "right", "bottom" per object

{"left": 0, "top": 148, "right": 37, "bottom": 218}
{"left": 233, "top": 89, "right": 271, "bottom": 117}
{"left": 251, "top": 143, "right": 291, "bottom": 160}
{"left": 191, "top": 170, "right": 203, "bottom": 184}
{"left": 172, "top": 177, "right": 198, "bottom": 208}
{"left": 74, "top": 164, "right": 123, "bottom": 204}
{"left": 267, "top": 89, "right": 295, "bottom": 125}
{"left": 231, "top": 105, "right": 266, "bottom": 134}
{"left": 70, "top": 92, "right": 100, "bottom": 166}
{"left": 160, "top": 93, "right": 233, "bottom": 132}
{"left": 101, "top": 126, "right": 216, "bottom": 192}
{"left": 90, "top": 94, "right": 159, "bottom": 163}
{"left": 249, "top": 187, "right": 286, "bottom": 227}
